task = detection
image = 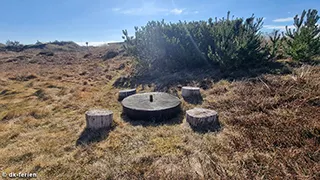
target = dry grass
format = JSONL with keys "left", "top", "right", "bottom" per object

{"left": 0, "top": 47, "right": 319, "bottom": 179}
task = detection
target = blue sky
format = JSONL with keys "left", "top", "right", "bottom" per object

{"left": 0, "top": 0, "right": 319, "bottom": 46}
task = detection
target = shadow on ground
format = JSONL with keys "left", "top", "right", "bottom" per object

{"left": 121, "top": 112, "right": 184, "bottom": 127}
{"left": 113, "top": 62, "right": 292, "bottom": 91}
{"left": 186, "top": 120, "right": 223, "bottom": 134}
{"left": 76, "top": 126, "right": 115, "bottom": 146}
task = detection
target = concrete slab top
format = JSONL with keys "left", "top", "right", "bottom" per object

{"left": 122, "top": 92, "right": 181, "bottom": 111}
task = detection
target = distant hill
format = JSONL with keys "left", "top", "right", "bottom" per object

{"left": 2, "top": 41, "right": 85, "bottom": 52}
{"left": 107, "top": 42, "right": 124, "bottom": 46}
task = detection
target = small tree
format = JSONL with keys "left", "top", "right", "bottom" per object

{"left": 35, "top": 40, "right": 42, "bottom": 45}
{"left": 207, "top": 13, "right": 269, "bottom": 70}
{"left": 122, "top": 29, "right": 137, "bottom": 56}
{"left": 6, "top": 40, "right": 23, "bottom": 52}
{"left": 268, "top": 30, "right": 282, "bottom": 58}
{"left": 6, "top": 40, "right": 20, "bottom": 47}
{"left": 283, "top": 9, "right": 320, "bottom": 62}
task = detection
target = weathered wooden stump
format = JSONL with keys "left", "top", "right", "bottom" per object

{"left": 182, "top": 86, "right": 200, "bottom": 98}
{"left": 85, "top": 109, "right": 113, "bottom": 129}
{"left": 186, "top": 108, "right": 220, "bottom": 132}
{"left": 118, "top": 89, "right": 136, "bottom": 101}
{"left": 182, "top": 86, "right": 202, "bottom": 104}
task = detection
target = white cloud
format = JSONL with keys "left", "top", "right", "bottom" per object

{"left": 112, "top": 8, "right": 121, "bottom": 12}
{"left": 273, "top": 17, "right": 293, "bottom": 22}
{"left": 113, "top": 7, "right": 178, "bottom": 15}
{"left": 170, "top": 8, "right": 184, "bottom": 15}
{"left": 75, "top": 41, "right": 120, "bottom": 46}
{"left": 121, "top": 8, "right": 144, "bottom": 15}
{"left": 184, "top": 10, "right": 199, "bottom": 15}
{"left": 111, "top": 3, "right": 185, "bottom": 16}
{"left": 264, "top": 25, "right": 295, "bottom": 30}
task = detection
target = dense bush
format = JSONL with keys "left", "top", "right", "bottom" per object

{"left": 6, "top": 40, "right": 21, "bottom": 46}
{"left": 123, "top": 12, "right": 270, "bottom": 75}
{"left": 5, "top": 40, "right": 23, "bottom": 52}
{"left": 207, "top": 13, "right": 269, "bottom": 70}
{"left": 123, "top": 9, "right": 319, "bottom": 75}
{"left": 283, "top": 9, "right": 320, "bottom": 62}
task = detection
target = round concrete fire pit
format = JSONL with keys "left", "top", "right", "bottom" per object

{"left": 122, "top": 92, "right": 181, "bottom": 121}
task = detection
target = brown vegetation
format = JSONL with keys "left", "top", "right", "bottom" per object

{"left": 0, "top": 44, "right": 319, "bottom": 179}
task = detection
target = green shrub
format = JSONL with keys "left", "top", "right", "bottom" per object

{"left": 207, "top": 13, "right": 269, "bottom": 70}
{"left": 6, "top": 40, "right": 21, "bottom": 47}
{"left": 123, "top": 12, "right": 269, "bottom": 75}
{"left": 35, "top": 40, "right": 43, "bottom": 45}
{"left": 283, "top": 9, "right": 320, "bottom": 62}
{"left": 122, "top": 29, "right": 137, "bottom": 57}
{"left": 6, "top": 40, "right": 23, "bottom": 52}
{"left": 123, "top": 20, "right": 212, "bottom": 75}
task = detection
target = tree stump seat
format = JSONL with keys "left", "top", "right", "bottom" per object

{"left": 85, "top": 109, "right": 113, "bottom": 129}
{"left": 182, "top": 86, "right": 201, "bottom": 98}
{"left": 186, "top": 108, "right": 220, "bottom": 132}
{"left": 118, "top": 89, "right": 136, "bottom": 101}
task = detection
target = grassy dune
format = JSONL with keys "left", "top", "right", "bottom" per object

{"left": 0, "top": 46, "right": 319, "bottom": 179}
